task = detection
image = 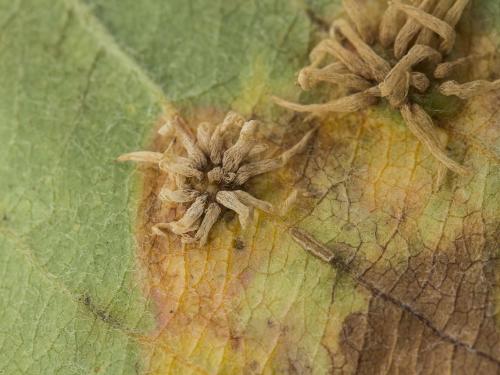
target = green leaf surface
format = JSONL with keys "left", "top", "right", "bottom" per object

{"left": 0, "top": 0, "right": 160, "bottom": 373}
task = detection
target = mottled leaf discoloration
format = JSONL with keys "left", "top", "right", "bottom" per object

{"left": 1, "top": 0, "right": 499, "bottom": 374}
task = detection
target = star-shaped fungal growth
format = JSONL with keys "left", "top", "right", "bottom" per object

{"left": 118, "top": 112, "right": 314, "bottom": 246}
{"left": 273, "top": 0, "right": 500, "bottom": 176}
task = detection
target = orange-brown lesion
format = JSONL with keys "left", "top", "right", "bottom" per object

{"left": 131, "top": 132, "right": 316, "bottom": 373}
{"left": 121, "top": 109, "right": 315, "bottom": 248}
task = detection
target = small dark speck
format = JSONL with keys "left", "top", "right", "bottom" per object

{"left": 223, "top": 210, "right": 236, "bottom": 223}
{"left": 343, "top": 223, "right": 355, "bottom": 231}
{"left": 267, "top": 319, "right": 275, "bottom": 328}
{"left": 169, "top": 310, "right": 174, "bottom": 314}
{"left": 233, "top": 238, "right": 245, "bottom": 250}
{"left": 249, "top": 361, "right": 260, "bottom": 371}
{"left": 97, "top": 311, "right": 109, "bottom": 321}
{"left": 2, "top": 214, "right": 8, "bottom": 221}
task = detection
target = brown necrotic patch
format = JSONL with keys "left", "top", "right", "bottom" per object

{"left": 274, "top": 0, "right": 500, "bottom": 178}
{"left": 290, "top": 227, "right": 500, "bottom": 373}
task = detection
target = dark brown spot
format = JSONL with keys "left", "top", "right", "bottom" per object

{"left": 249, "top": 361, "right": 259, "bottom": 371}
{"left": 79, "top": 293, "right": 121, "bottom": 329}
{"left": 233, "top": 238, "right": 245, "bottom": 250}
{"left": 230, "top": 331, "right": 242, "bottom": 351}
{"left": 223, "top": 210, "right": 236, "bottom": 223}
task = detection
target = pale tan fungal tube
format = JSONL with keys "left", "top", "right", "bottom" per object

{"left": 400, "top": 103, "right": 469, "bottom": 175}
{"left": 119, "top": 112, "right": 315, "bottom": 246}
{"left": 343, "top": 0, "right": 377, "bottom": 44}
{"left": 274, "top": 0, "right": 500, "bottom": 176}
{"left": 289, "top": 227, "right": 335, "bottom": 263}
{"left": 380, "top": 44, "right": 441, "bottom": 107}
{"left": 392, "top": 0, "right": 456, "bottom": 54}
{"left": 272, "top": 91, "right": 378, "bottom": 114}
{"left": 434, "top": 55, "right": 478, "bottom": 79}
{"left": 393, "top": 0, "right": 436, "bottom": 59}
{"left": 416, "top": 0, "right": 454, "bottom": 47}
{"left": 379, "top": 3, "right": 402, "bottom": 48}
{"left": 440, "top": 80, "right": 500, "bottom": 99}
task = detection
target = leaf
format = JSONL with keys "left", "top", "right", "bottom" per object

{"left": 0, "top": 1, "right": 160, "bottom": 373}
{"left": 0, "top": 1, "right": 499, "bottom": 375}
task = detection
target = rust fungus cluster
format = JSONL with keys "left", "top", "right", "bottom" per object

{"left": 119, "top": 0, "right": 500, "bottom": 247}
{"left": 119, "top": 112, "right": 313, "bottom": 246}
{"left": 274, "top": 0, "right": 500, "bottom": 176}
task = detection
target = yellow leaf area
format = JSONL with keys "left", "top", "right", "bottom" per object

{"left": 133, "top": 85, "right": 499, "bottom": 374}
{"left": 296, "top": 96, "right": 500, "bottom": 374}
{"left": 130, "top": 29, "right": 500, "bottom": 375}
{"left": 132, "top": 107, "right": 366, "bottom": 374}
